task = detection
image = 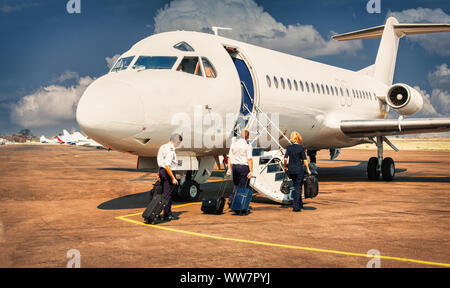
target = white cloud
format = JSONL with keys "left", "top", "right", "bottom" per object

{"left": 10, "top": 53, "right": 122, "bottom": 128}
{"left": 53, "top": 71, "right": 79, "bottom": 83}
{"left": 10, "top": 75, "right": 94, "bottom": 128}
{"left": 413, "top": 86, "right": 442, "bottom": 117}
{"left": 153, "top": 0, "right": 363, "bottom": 58}
{"left": 410, "top": 63, "right": 450, "bottom": 118}
{"left": 430, "top": 89, "right": 450, "bottom": 116}
{"left": 428, "top": 64, "right": 450, "bottom": 91}
{"left": 388, "top": 8, "right": 450, "bottom": 57}
{"left": 106, "top": 54, "right": 121, "bottom": 69}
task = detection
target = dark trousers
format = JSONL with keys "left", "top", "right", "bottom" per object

{"left": 289, "top": 173, "right": 304, "bottom": 210}
{"left": 229, "top": 164, "right": 250, "bottom": 204}
{"left": 159, "top": 167, "right": 173, "bottom": 217}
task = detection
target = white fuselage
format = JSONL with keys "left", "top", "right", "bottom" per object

{"left": 76, "top": 31, "right": 389, "bottom": 157}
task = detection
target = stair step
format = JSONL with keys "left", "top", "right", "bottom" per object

{"left": 267, "top": 163, "right": 281, "bottom": 173}
{"left": 259, "top": 156, "right": 273, "bottom": 165}
{"left": 252, "top": 147, "right": 265, "bottom": 157}
{"left": 274, "top": 172, "right": 285, "bottom": 181}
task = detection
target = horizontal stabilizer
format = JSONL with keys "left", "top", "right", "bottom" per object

{"left": 341, "top": 118, "right": 450, "bottom": 138}
{"left": 332, "top": 23, "right": 450, "bottom": 41}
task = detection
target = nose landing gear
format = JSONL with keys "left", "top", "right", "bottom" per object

{"left": 367, "top": 136, "right": 396, "bottom": 181}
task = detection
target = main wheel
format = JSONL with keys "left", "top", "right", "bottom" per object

{"left": 179, "top": 180, "right": 201, "bottom": 202}
{"left": 382, "top": 157, "right": 395, "bottom": 181}
{"left": 367, "top": 157, "right": 380, "bottom": 180}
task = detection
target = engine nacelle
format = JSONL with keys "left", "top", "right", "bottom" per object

{"left": 386, "top": 83, "right": 423, "bottom": 116}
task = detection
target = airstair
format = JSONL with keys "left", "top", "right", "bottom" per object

{"left": 236, "top": 83, "right": 294, "bottom": 204}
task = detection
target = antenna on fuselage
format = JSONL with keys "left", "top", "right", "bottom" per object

{"left": 212, "top": 26, "right": 232, "bottom": 36}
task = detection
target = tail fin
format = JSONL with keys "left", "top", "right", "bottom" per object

{"left": 333, "top": 17, "right": 450, "bottom": 85}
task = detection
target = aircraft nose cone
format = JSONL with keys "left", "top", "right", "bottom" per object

{"left": 76, "top": 77, "right": 145, "bottom": 143}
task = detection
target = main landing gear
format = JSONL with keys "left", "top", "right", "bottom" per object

{"left": 176, "top": 171, "right": 201, "bottom": 202}
{"left": 367, "top": 136, "right": 396, "bottom": 181}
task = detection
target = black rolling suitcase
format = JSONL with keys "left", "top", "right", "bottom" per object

{"left": 142, "top": 183, "right": 175, "bottom": 224}
{"left": 304, "top": 163, "right": 319, "bottom": 199}
{"left": 201, "top": 176, "right": 231, "bottom": 215}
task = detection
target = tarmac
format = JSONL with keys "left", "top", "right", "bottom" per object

{"left": 0, "top": 144, "right": 449, "bottom": 268}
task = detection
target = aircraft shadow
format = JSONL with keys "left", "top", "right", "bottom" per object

{"left": 97, "top": 191, "right": 190, "bottom": 210}
{"left": 316, "top": 162, "right": 449, "bottom": 183}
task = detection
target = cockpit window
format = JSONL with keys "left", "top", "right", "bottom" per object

{"left": 202, "top": 57, "right": 217, "bottom": 78}
{"left": 132, "top": 56, "right": 178, "bottom": 70}
{"left": 111, "top": 56, "right": 134, "bottom": 72}
{"left": 177, "top": 57, "right": 203, "bottom": 76}
{"left": 174, "top": 41, "right": 195, "bottom": 52}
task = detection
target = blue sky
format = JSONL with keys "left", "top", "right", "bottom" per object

{"left": 0, "top": 0, "right": 449, "bottom": 137}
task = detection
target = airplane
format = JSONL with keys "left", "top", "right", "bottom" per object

{"left": 76, "top": 17, "right": 450, "bottom": 204}
{"left": 56, "top": 129, "right": 104, "bottom": 148}
{"left": 39, "top": 136, "right": 58, "bottom": 144}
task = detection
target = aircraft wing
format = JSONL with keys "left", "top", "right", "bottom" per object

{"left": 341, "top": 118, "right": 450, "bottom": 138}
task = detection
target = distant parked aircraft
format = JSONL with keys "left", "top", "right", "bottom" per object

{"left": 55, "top": 130, "right": 104, "bottom": 148}
{"left": 40, "top": 136, "right": 57, "bottom": 144}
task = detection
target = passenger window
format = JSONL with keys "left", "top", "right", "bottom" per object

{"left": 299, "top": 81, "right": 304, "bottom": 92}
{"left": 293, "top": 80, "right": 298, "bottom": 91}
{"left": 326, "top": 85, "right": 330, "bottom": 95}
{"left": 334, "top": 87, "right": 338, "bottom": 96}
{"left": 311, "top": 83, "right": 315, "bottom": 93}
{"left": 287, "top": 79, "right": 292, "bottom": 90}
{"left": 346, "top": 89, "right": 350, "bottom": 96}
{"left": 174, "top": 41, "right": 194, "bottom": 52}
{"left": 202, "top": 58, "right": 216, "bottom": 78}
{"left": 280, "top": 78, "right": 285, "bottom": 89}
{"left": 177, "top": 57, "right": 203, "bottom": 76}
{"left": 111, "top": 56, "right": 135, "bottom": 72}
{"left": 266, "top": 75, "right": 271, "bottom": 87}
{"left": 317, "top": 84, "right": 320, "bottom": 94}
{"left": 274, "top": 77, "right": 278, "bottom": 88}
{"left": 331, "top": 85, "right": 334, "bottom": 96}
{"left": 305, "top": 82, "right": 310, "bottom": 92}
{"left": 321, "top": 84, "right": 325, "bottom": 94}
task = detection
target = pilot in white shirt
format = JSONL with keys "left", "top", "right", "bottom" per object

{"left": 156, "top": 133, "right": 183, "bottom": 221}
{"left": 157, "top": 142, "right": 178, "bottom": 170}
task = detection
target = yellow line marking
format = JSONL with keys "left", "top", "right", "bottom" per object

{"left": 116, "top": 203, "right": 450, "bottom": 268}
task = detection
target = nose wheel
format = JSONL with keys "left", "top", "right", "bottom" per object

{"left": 367, "top": 136, "right": 396, "bottom": 181}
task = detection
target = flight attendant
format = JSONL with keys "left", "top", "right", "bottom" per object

{"left": 283, "top": 131, "right": 311, "bottom": 212}
{"left": 226, "top": 130, "right": 253, "bottom": 205}
{"left": 157, "top": 133, "right": 183, "bottom": 221}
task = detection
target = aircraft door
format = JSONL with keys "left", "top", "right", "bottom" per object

{"left": 233, "top": 58, "right": 254, "bottom": 115}
{"left": 225, "top": 47, "right": 255, "bottom": 116}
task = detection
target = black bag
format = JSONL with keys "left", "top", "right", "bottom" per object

{"left": 149, "top": 181, "right": 163, "bottom": 203}
{"left": 142, "top": 194, "right": 169, "bottom": 224}
{"left": 280, "top": 173, "right": 291, "bottom": 195}
{"left": 303, "top": 174, "right": 319, "bottom": 199}
{"left": 201, "top": 176, "right": 231, "bottom": 215}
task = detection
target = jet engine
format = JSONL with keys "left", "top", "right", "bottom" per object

{"left": 386, "top": 84, "right": 423, "bottom": 116}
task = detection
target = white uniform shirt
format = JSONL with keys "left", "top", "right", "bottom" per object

{"left": 229, "top": 138, "right": 252, "bottom": 166}
{"left": 157, "top": 142, "right": 178, "bottom": 170}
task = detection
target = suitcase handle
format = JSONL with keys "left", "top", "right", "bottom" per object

{"left": 217, "top": 175, "right": 232, "bottom": 199}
